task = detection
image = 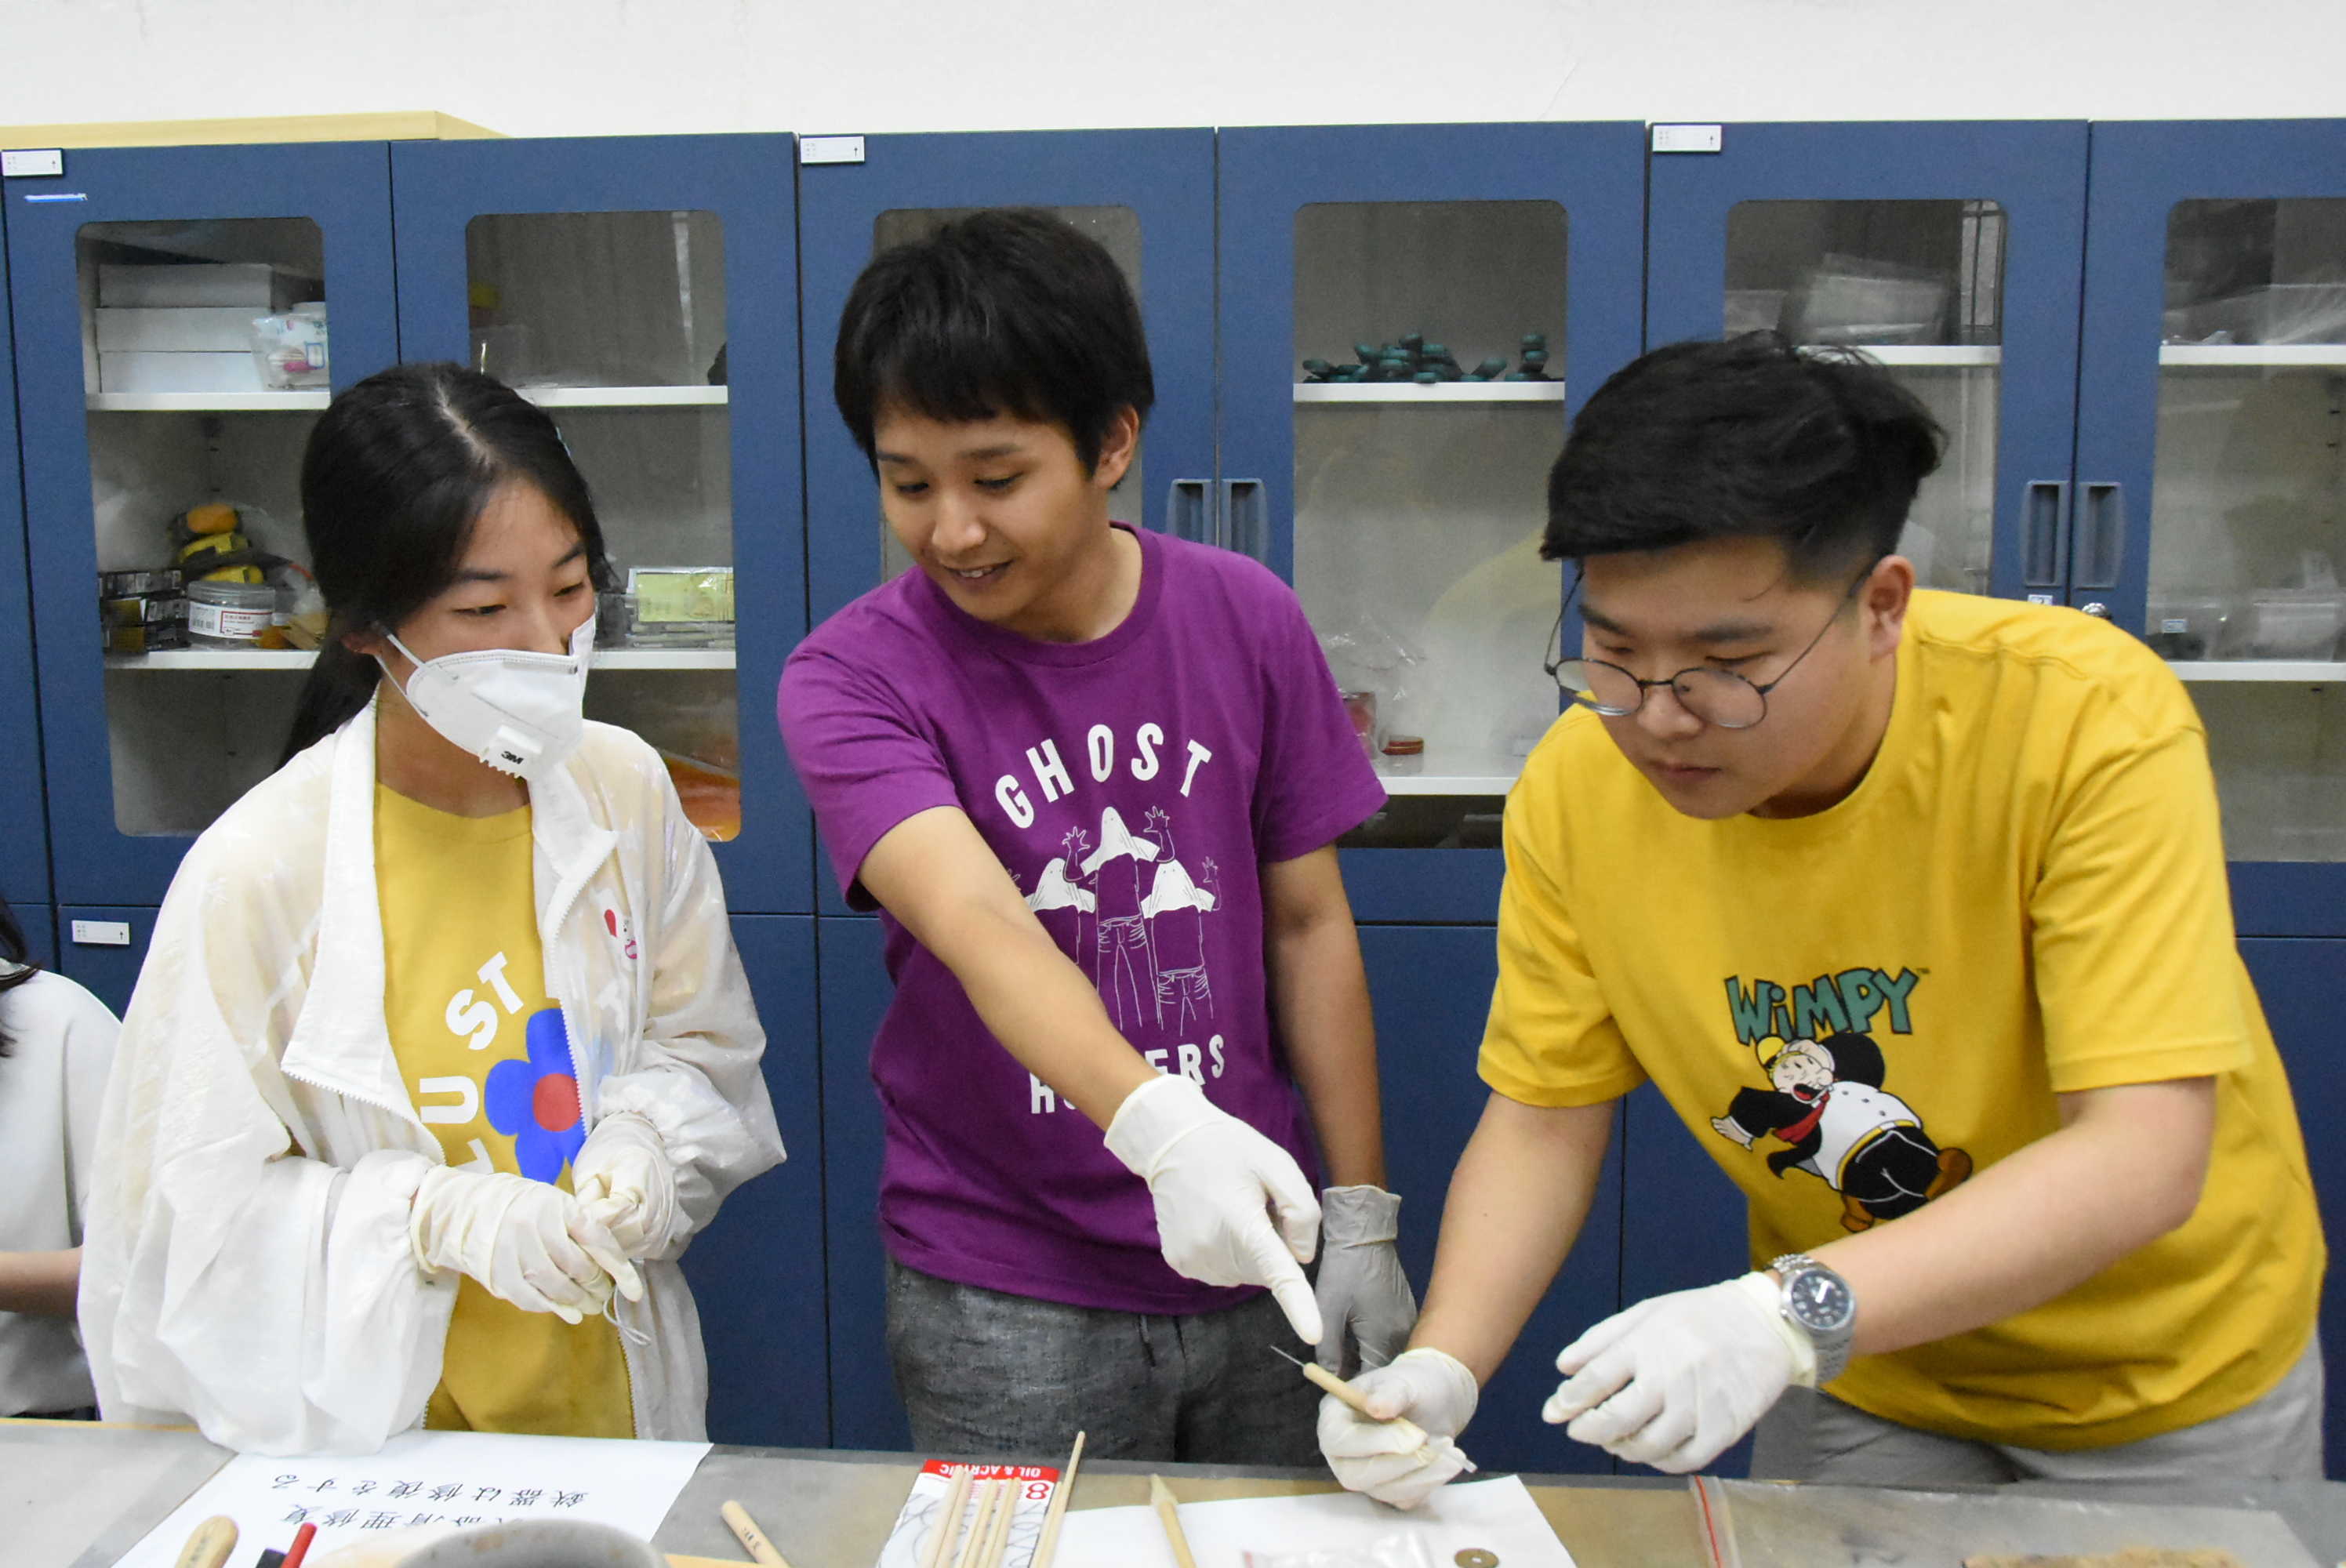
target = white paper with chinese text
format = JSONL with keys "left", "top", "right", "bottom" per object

{"left": 108, "top": 1429, "right": 710, "bottom": 1567}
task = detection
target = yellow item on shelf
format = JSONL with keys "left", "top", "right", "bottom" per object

{"left": 181, "top": 503, "right": 239, "bottom": 535}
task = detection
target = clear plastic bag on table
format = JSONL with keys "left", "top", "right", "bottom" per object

{"left": 1244, "top": 1534, "right": 1440, "bottom": 1568}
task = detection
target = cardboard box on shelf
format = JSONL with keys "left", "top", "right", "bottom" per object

{"left": 98, "top": 350, "right": 263, "bottom": 394}
{"left": 94, "top": 307, "right": 266, "bottom": 353}
{"left": 97, "top": 262, "right": 290, "bottom": 309}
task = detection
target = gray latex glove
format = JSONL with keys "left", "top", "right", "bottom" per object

{"left": 1313, "top": 1185, "right": 1418, "bottom": 1376}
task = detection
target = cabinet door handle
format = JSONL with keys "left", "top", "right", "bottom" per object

{"left": 2023, "top": 480, "right": 2071, "bottom": 590}
{"left": 2075, "top": 481, "right": 2126, "bottom": 590}
{"left": 1166, "top": 480, "right": 1214, "bottom": 544}
{"left": 1221, "top": 478, "right": 1268, "bottom": 561}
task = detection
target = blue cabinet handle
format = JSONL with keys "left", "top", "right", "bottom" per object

{"left": 2023, "top": 480, "right": 2071, "bottom": 590}
{"left": 1222, "top": 479, "right": 1267, "bottom": 561}
{"left": 1166, "top": 479, "right": 1213, "bottom": 544}
{"left": 2074, "top": 481, "right": 2126, "bottom": 591}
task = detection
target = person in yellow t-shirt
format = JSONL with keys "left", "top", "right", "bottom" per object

{"left": 1317, "top": 333, "right": 2326, "bottom": 1501}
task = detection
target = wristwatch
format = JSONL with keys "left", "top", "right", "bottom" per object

{"left": 1769, "top": 1253, "right": 1857, "bottom": 1385}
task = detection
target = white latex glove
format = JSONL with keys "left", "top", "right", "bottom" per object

{"left": 1313, "top": 1185, "right": 1418, "bottom": 1377}
{"left": 1102, "top": 1073, "right": 1324, "bottom": 1343}
{"left": 409, "top": 1166, "right": 643, "bottom": 1325}
{"left": 1542, "top": 1272, "right": 1808, "bottom": 1472}
{"left": 571, "top": 1112, "right": 676, "bottom": 1258}
{"left": 1318, "top": 1345, "right": 1480, "bottom": 1510}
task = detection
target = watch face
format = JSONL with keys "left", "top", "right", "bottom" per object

{"left": 1786, "top": 1269, "right": 1856, "bottom": 1333}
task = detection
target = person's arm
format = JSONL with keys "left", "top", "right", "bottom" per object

{"left": 0, "top": 1249, "right": 79, "bottom": 1318}
{"left": 1262, "top": 845, "right": 1383, "bottom": 1188}
{"left": 859, "top": 806, "right": 1158, "bottom": 1123}
{"left": 1411, "top": 1092, "right": 1616, "bottom": 1381}
{"left": 860, "top": 804, "right": 1327, "bottom": 1339}
{"left": 1818, "top": 1076, "right": 2213, "bottom": 1354}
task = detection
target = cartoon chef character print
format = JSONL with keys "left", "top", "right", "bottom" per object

{"left": 1709, "top": 1030, "right": 1974, "bottom": 1234}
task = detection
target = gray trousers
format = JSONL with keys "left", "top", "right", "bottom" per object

{"left": 1750, "top": 1338, "right": 2326, "bottom": 1485}
{"left": 884, "top": 1258, "right": 1323, "bottom": 1466}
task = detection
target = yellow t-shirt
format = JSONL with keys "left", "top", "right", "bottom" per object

{"left": 375, "top": 785, "right": 634, "bottom": 1439}
{"left": 1480, "top": 591, "right": 2322, "bottom": 1450}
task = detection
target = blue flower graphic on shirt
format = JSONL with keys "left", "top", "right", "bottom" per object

{"left": 484, "top": 1007, "right": 584, "bottom": 1183}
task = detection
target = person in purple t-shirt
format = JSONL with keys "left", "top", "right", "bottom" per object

{"left": 779, "top": 209, "right": 1414, "bottom": 1465}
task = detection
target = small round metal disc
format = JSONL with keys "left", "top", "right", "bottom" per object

{"left": 1456, "top": 1551, "right": 1500, "bottom": 1568}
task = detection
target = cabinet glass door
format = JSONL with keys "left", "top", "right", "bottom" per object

{"left": 2148, "top": 198, "right": 2346, "bottom": 862}
{"left": 390, "top": 135, "right": 808, "bottom": 913}
{"left": 1292, "top": 199, "right": 1569, "bottom": 803}
{"left": 84, "top": 217, "right": 328, "bottom": 837}
{"left": 1727, "top": 198, "right": 2006, "bottom": 593}
{"left": 2078, "top": 122, "right": 2346, "bottom": 918}
{"left": 1646, "top": 122, "right": 2090, "bottom": 606}
{"left": 9, "top": 143, "right": 398, "bottom": 906}
{"left": 467, "top": 209, "right": 742, "bottom": 845}
{"left": 1218, "top": 124, "right": 1647, "bottom": 920}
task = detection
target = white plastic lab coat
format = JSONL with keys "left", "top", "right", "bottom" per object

{"left": 79, "top": 702, "right": 785, "bottom": 1454}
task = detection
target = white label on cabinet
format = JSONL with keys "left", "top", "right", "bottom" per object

{"left": 1651, "top": 124, "right": 1723, "bottom": 154}
{"left": 2163, "top": 619, "right": 2189, "bottom": 634}
{"left": 2027, "top": 593, "right": 2057, "bottom": 605}
{"left": 2, "top": 148, "right": 64, "bottom": 178}
{"left": 801, "top": 136, "right": 866, "bottom": 165}
{"left": 71, "top": 920, "right": 131, "bottom": 947}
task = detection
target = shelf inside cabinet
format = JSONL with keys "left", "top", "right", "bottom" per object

{"left": 2159, "top": 346, "right": 2346, "bottom": 368}
{"left": 106, "top": 647, "right": 738, "bottom": 671}
{"left": 2169, "top": 660, "right": 2346, "bottom": 683}
{"left": 85, "top": 391, "right": 332, "bottom": 413}
{"left": 517, "top": 387, "right": 730, "bottom": 408}
{"left": 1801, "top": 345, "right": 2002, "bottom": 367}
{"left": 1293, "top": 381, "right": 1566, "bottom": 404}
{"left": 1378, "top": 757, "right": 1527, "bottom": 796}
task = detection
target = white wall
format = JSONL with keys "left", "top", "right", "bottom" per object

{"left": 4, "top": 0, "right": 2344, "bottom": 140}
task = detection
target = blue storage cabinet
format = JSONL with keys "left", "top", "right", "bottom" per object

{"left": 390, "top": 134, "right": 814, "bottom": 916}
{"left": 2240, "top": 938, "right": 2346, "bottom": 1478}
{"left": 2076, "top": 121, "right": 2346, "bottom": 938}
{"left": 1358, "top": 924, "right": 1622, "bottom": 1476}
{"left": 1216, "top": 123, "right": 1647, "bottom": 924}
{"left": 817, "top": 913, "right": 909, "bottom": 1451}
{"left": 1645, "top": 122, "right": 2090, "bottom": 608}
{"left": 8, "top": 143, "right": 400, "bottom": 909}
{"left": 682, "top": 914, "right": 828, "bottom": 1447}
{"left": 0, "top": 190, "right": 55, "bottom": 965}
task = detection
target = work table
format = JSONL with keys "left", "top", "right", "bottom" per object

{"left": 9, "top": 1419, "right": 2344, "bottom": 1568}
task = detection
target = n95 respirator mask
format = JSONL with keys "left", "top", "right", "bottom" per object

{"left": 378, "top": 616, "right": 594, "bottom": 782}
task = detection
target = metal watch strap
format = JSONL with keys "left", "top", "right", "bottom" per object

{"left": 1770, "top": 1253, "right": 1855, "bottom": 1385}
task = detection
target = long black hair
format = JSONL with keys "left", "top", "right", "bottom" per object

{"left": 281, "top": 363, "right": 612, "bottom": 764}
{"left": 0, "top": 889, "right": 39, "bottom": 1058}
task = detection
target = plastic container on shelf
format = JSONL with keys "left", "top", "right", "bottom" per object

{"left": 2245, "top": 589, "right": 2346, "bottom": 658}
{"left": 2144, "top": 591, "right": 2241, "bottom": 660}
{"left": 185, "top": 579, "right": 278, "bottom": 646}
{"left": 1378, "top": 736, "right": 1425, "bottom": 776}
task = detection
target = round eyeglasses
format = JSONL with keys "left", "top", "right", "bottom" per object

{"left": 1542, "top": 568, "right": 1868, "bottom": 731}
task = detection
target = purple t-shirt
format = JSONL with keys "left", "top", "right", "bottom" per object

{"left": 779, "top": 525, "right": 1387, "bottom": 1312}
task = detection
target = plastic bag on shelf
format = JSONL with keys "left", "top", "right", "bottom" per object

{"left": 1319, "top": 612, "right": 1426, "bottom": 755}
{"left": 249, "top": 303, "right": 329, "bottom": 390}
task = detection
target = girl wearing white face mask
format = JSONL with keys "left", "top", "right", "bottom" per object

{"left": 81, "top": 362, "right": 786, "bottom": 1454}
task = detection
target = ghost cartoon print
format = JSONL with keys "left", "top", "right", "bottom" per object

{"left": 1709, "top": 1031, "right": 1974, "bottom": 1233}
